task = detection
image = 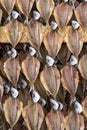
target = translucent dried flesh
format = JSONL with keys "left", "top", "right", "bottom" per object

{"left": 3, "top": 97, "right": 23, "bottom": 129}
{"left": 66, "top": 27, "right": 83, "bottom": 57}
{"left": 54, "top": 3, "right": 73, "bottom": 28}
{"left": 44, "top": 29, "right": 63, "bottom": 58}
{"left": 4, "top": 57, "right": 21, "bottom": 86}
{"left": 65, "top": 111, "right": 84, "bottom": 130}
{"left": 26, "top": 20, "right": 45, "bottom": 50}
{"left": 17, "top": 0, "right": 35, "bottom": 18}
{"left": 6, "top": 20, "right": 23, "bottom": 48}
{"left": 22, "top": 102, "right": 44, "bottom": 130}
{"left": 0, "top": 76, "right": 3, "bottom": 102}
{"left": 82, "top": 97, "right": 87, "bottom": 118}
{"left": 79, "top": 54, "right": 87, "bottom": 79}
{"left": 40, "top": 67, "right": 60, "bottom": 98}
{"left": 61, "top": 65, "right": 79, "bottom": 97}
{"left": 46, "top": 110, "right": 64, "bottom": 130}
{"left": 75, "top": 2, "right": 87, "bottom": 28}
{"left": 36, "top": 0, "right": 54, "bottom": 23}
{"left": 0, "top": 0, "right": 16, "bottom": 15}
{"left": 22, "top": 56, "right": 40, "bottom": 85}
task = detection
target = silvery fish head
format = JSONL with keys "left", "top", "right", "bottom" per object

{"left": 32, "top": 90, "right": 40, "bottom": 103}
{"left": 11, "top": 87, "right": 19, "bottom": 98}
{"left": 29, "top": 46, "right": 36, "bottom": 56}
{"left": 72, "top": 20, "right": 80, "bottom": 29}
{"left": 74, "top": 101, "right": 82, "bottom": 114}
{"left": 46, "top": 55, "right": 55, "bottom": 67}
{"left": 50, "top": 99, "right": 59, "bottom": 110}
{"left": 51, "top": 21, "right": 58, "bottom": 30}
{"left": 33, "top": 11, "right": 40, "bottom": 20}
{"left": 12, "top": 11, "right": 19, "bottom": 19}
{"left": 70, "top": 55, "right": 78, "bottom": 66}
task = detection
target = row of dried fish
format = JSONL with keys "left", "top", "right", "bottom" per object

{"left": 0, "top": 19, "right": 87, "bottom": 58}
{"left": 0, "top": 55, "right": 87, "bottom": 95}
{"left": 0, "top": 0, "right": 86, "bottom": 26}
{"left": 0, "top": 90, "right": 86, "bottom": 130}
